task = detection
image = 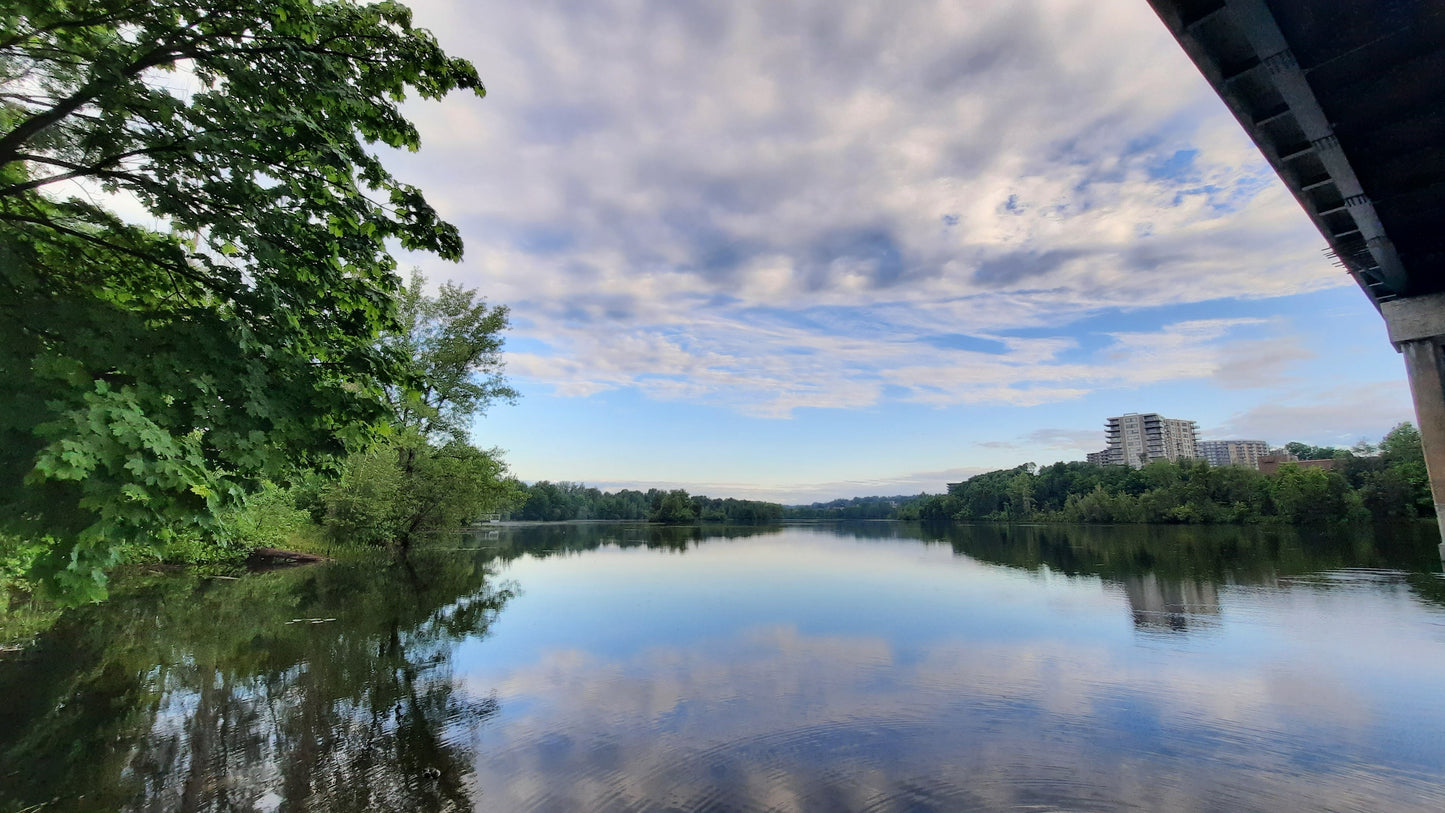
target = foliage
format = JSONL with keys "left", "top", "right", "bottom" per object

{"left": 894, "top": 494, "right": 959, "bottom": 522}
{"left": 315, "top": 273, "right": 522, "bottom": 550}
{"left": 691, "top": 494, "right": 783, "bottom": 524}
{"left": 785, "top": 496, "right": 917, "bottom": 520}
{"left": 0, "top": 534, "right": 61, "bottom": 646}
{"left": 1267, "top": 464, "right": 1365, "bottom": 523}
{"left": 1328, "top": 422, "right": 1433, "bottom": 520}
{"left": 886, "top": 423, "right": 1432, "bottom": 527}
{"left": 918, "top": 425, "right": 1435, "bottom": 526}
{"left": 217, "top": 481, "right": 320, "bottom": 552}
{"left": 1379, "top": 422, "right": 1432, "bottom": 515}
{"left": 653, "top": 489, "right": 699, "bottom": 524}
{"left": 943, "top": 458, "right": 1366, "bottom": 524}
{"left": 385, "top": 274, "right": 517, "bottom": 442}
{"left": 0, "top": 599, "right": 62, "bottom": 653}
{"left": 514, "top": 423, "right": 1433, "bottom": 531}
{"left": 509, "top": 481, "right": 783, "bottom": 524}
{"left": 322, "top": 434, "right": 518, "bottom": 549}
{"left": 1284, "top": 441, "right": 1347, "bottom": 461}
{"left": 1, "top": 0, "right": 483, "bottom": 591}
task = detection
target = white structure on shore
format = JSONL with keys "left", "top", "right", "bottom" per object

{"left": 1105, "top": 413, "right": 1199, "bottom": 468}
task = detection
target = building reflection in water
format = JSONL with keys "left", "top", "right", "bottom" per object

{"left": 1120, "top": 573, "right": 1221, "bottom": 632}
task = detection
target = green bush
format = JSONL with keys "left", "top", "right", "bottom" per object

{"left": 1, "top": 534, "right": 46, "bottom": 595}
{"left": 321, "top": 446, "right": 408, "bottom": 547}
{"left": 2, "top": 535, "right": 68, "bottom": 639}
{"left": 321, "top": 435, "right": 516, "bottom": 549}
{"left": 219, "top": 483, "right": 318, "bottom": 551}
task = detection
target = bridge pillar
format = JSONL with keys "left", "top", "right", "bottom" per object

{"left": 1382, "top": 292, "right": 1445, "bottom": 558}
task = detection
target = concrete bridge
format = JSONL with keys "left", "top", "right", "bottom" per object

{"left": 1148, "top": 0, "right": 1445, "bottom": 549}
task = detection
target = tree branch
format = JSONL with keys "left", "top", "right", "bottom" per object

{"left": 0, "top": 43, "right": 187, "bottom": 164}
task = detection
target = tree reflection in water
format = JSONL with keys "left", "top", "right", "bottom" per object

{"left": 0, "top": 551, "right": 512, "bottom": 812}
{"left": 482, "top": 520, "right": 1445, "bottom": 633}
{"left": 2, "top": 520, "right": 1441, "bottom": 811}
{"left": 914, "top": 520, "right": 1445, "bottom": 626}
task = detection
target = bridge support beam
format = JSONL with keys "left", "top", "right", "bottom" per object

{"left": 1382, "top": 293, "right": 1445, "bottom": 557}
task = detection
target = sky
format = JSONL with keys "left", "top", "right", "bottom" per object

{"left": 385, "top": 0, "right": 1416, "bottom": 503}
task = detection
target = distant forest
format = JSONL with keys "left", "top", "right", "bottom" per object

{"left": 512, "top": 423, "right": 1433, "bottom": 527}
{"left": 507, "top": 482, "right": 784, "bottom": 524}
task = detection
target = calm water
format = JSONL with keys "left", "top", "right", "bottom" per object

{"left": 3, "top": 522, "right": 1445, "bottom": 812}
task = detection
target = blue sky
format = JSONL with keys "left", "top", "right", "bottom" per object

{"left": 390, "top": 0, "right": 1415, "bottom": 502}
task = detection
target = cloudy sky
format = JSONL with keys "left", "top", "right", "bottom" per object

{"left": 390, "top": 0, "right": 1414, "bottom": 502}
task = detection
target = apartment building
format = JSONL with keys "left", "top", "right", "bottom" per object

{"left": 1105, "top": 413, "right": 1199, "bottom": 468}
{"left": 1197, "top": 439, "right": 1271, "bottom": 469}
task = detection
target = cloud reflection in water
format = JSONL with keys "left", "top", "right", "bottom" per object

{"left": 453, "top": 529, "right": 1445, "bottom": 812}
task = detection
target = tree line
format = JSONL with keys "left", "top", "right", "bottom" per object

{"left": 782, "top": 496, "right": 917, "bottom": 520}
{"left": 897, "top": 423, "right": 1432, "bottom": 525}
{"left": 508, "top": 481, "right": 784, "bottom": 524}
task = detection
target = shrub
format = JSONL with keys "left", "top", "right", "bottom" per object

{"left": 321, "top": 435, "right": 516, "bottom": 548}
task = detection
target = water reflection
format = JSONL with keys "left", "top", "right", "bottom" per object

{"left": 1120, "top": 573, "right": 1220, "bottom": 632}
{"left": 482, "top": 521, "right": 782, "bottom": 559}
{"left": 916, "top": 520, "right": 1445, "bottom": 624}
{"left": 2, "top": 522, "right": 1443, "bottom": 812}
{"left": 0, "top": 551, "right": 511, "bottom": 812}
{"left": 456, "top": 524, "right": 1445, "bottom": 811}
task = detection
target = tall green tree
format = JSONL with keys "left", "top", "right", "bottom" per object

{"left": 0, "top": 0, "right": 482, "bottom": 591}
{"left": 384, "top": 274, "right": 518, "bottom": 443}
{"left": 1378, "top": 422, "right": 1432, "bottom": 516}
{"left": 321, "top": 277, "right": 519, "bottom": 550}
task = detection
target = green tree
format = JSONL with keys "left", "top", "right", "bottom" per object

{"left": 1269, "top": 464, "right": 1365, "bottom": 524}
{"left": 322, "top": 433, "right": 515, "bottom": 549}
{"left": 1358, "top": 467, "right": 1416, "bottom": 519}
{"left": 322, "top": 275, "right": 519, "bottom": 549}
{"left": 1379, "top": 422, "right": 1433, "bottom": 516}
{"left": 517, "top": 481, "right": 567, "bottom": 521}
{"left": 1, "top": 0, "right": 483, "bottom": 591}
{"left": 385, "top": 274, "right": 518, "bottom": 442}
{"left": 1284, "top": 442, "right": 1345, "bottom": 461}
{"left": 651, "top": 489, "right": 699, "bottom": 524}
{"left": 948, "top": 465, "right": 1033, "bottom": 520}
{"left": 1006, "top": 471, "right": 1035, "bottom": 519}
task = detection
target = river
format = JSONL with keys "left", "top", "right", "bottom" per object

{"left": 2, "top": 522, "right": 1444, "bottom": 811}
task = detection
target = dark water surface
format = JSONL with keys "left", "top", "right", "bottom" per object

{"left": 3, "top": 522, "right": 1445, "bottom": 812}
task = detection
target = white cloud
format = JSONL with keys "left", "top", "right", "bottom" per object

{"left": 388, "top": 0, "right": 1349, "bottom": 417}
{"left": 1210, "top": 331, "right": 1316, "bottom": 390}
{"left": 1021, "top": 427, "right": 1103, "bottom": 450}
{"left": 458, "top": 589, "right": 1431, "bottom": 810}
{"left": 502, "top": 316, "right": 1283, "bottom": 418}
{"left": 1208, "top": 382, "right": 1415, "bottom": 445}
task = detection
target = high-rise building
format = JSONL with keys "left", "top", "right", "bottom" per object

{"left": 1086, "top": 449, "right": 1112, "bottom": 465}
{"left": 1104, "top": 413, "right": 1199, "bottom": 468}
{"left": 1197, "top": 439, "right": 1270, "bottom": 469}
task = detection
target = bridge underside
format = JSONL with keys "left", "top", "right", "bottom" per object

{"left": 1149, "top": 0, "right": 1445, "bottom": 305}
{"left": 1149, "top": 0, "right": 1445, "bottom": 548}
